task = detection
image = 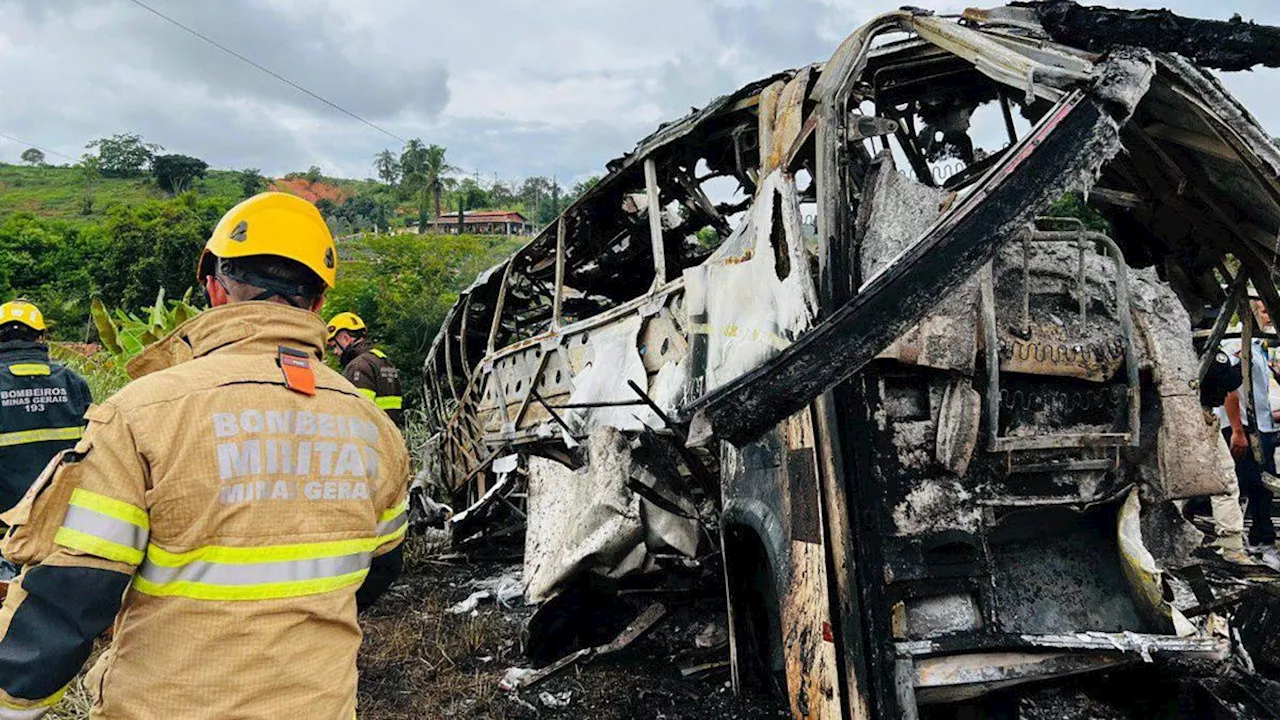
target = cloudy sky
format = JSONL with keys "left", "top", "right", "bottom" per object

{"left": 0, "top": 0, "right": 1277, "bottom": 186}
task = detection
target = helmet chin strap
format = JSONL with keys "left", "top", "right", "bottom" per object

{"left": 249, "top": 287, "right": 309, "bottom": 309}
{"left": 216, "top": 264, "right": 315, "bottom": 310}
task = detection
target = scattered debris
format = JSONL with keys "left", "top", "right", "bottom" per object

{"left": 447, "top": 590, "right": 492, "bottom": 615}
{"left": 538, "top": 690, "right": 573, "bottom": 708}
{"left": 499, "top": 666, "right": 537, "bottom": 693}
{"left": 503, "top": 602, "right": 669, "bottom": 691}
{"left": 419, "top": 2, "right": 1280, "bottom": 717}
{"left": 694, "top": 621, "right": 727, "bottom": 649}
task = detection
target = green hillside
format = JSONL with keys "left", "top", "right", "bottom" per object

{"left": 0, "top": 158, "right": 532, "bottom": 403}
{"left": 0, "top": 163, "right": 244, "bottom": 223}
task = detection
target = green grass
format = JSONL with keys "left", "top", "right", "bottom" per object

{"left": 0, "top": 164, "right": 244, "bottom": 225}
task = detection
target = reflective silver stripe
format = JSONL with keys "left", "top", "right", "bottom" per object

{"left": 62, "top": 505, "right": 148, "bottom": 552}
{"left": 138, "top": 552, "right": 371, "bottom": 587}
{"left": 377, "top": 512, "right": 407, "bottom": 539}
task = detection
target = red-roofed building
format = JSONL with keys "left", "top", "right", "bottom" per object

{"left": 424, "top": 210, "right": 534, "bottom": 236}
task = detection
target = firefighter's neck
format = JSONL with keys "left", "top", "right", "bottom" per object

{"left": 203, "top": 275, "right": 324, "bottom": 313}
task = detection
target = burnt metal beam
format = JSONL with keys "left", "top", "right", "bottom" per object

{"left": 1029, "top": 0, "right": 1280, "bottom": 71}
{"left": 688, "top": 88, "right": 1130, "bottom": 446}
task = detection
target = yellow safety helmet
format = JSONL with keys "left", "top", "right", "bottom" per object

{"left": 0, "top": 300, "right": 46, "bottom": 331}
{"left": 197, "top": 192, "right": 337, "bottom": 288}
{"left": 326, "top": 312, "right": 367, "bottom": 342}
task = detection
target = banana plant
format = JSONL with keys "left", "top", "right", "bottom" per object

{"left": 91, "top": 287, "right": 204, "bottom": 367}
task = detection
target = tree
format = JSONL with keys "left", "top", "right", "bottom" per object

{"left": 237, "top": 168, "right": 266, "bottom": 198}
{"left": 151, "top": 154, "right": 209, "bottom": 195}
{"left": 75, "top": 154, "right": 101, "bottom": 215}
{"left": 422, "top": 145, "right": 455, "bottom": 222}
{"left": 373, "top": 150, "right": 401, "bottom": 187}
{"left": 400, "top": 140, "right": 456, "bottom": 231}
{"left": 0, "top": 213, "right": 110, "bottom": 339}
{"left": 304, "top": 165, "right": 323, "bottom": 183}
{"left": 399, "top": 139, "right": 427, "bottom": 178}
{"left": 20, "top": 148, "right": 44, "bottom": 166}
{"left": 518, "top": 176, "right": 554, "bottom": 222}
{"left": 324, "top": 232, "right": 526, "bottom": 401}
{"left": 569, "top": 176, "right": 600, "bottom": 204}
{"left": 96, "top": 193, "right": 236, "bottom": 309}
{"left": 457, "top": 178, "right": 488, "bottom": 212}
{"left": 488, "top": 181, "right": 516, "bottom": 208}
{"left": 85, "top": 133, "right": 162, "bottom": 177}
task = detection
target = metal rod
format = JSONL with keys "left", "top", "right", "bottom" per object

{"left": 552, "top": 217, "right": 566, "bottom": 328}
{"left": 530, "top": 389, "right": 575, "bottom": 438}
{"left": 644, "top": 158, "right": 668, "bottom": 287}
{"left": 981, "top": 263, "right": 1001, "bottom": 450}
{"left": 626, "top": 379, "right": 720, "bottom": 500}
{"left": 442, "top": 313, "right": 461, "bottom": 404}
{"left": 1078, "top": 230, "right": 1087, "bottom": 325}
{"left": 458, "top": 294, "right": 472, "bottom": 374}
{"left": 511, "top": 350, "right": 551, "bottom": 429}
{"left": 543, "top": 400, "right": 649, "bottom": 410}
{"left": 1021, "top": 230, "right": 1031, "bottom": 335}
{"left": 487, "top": 262, "right": 514, "bottom": 354}
{"left": 1243, "top": 302, "right": 1263, "bottom": 463}
{"left": 1197, "top": 269, "right": 1249, "bottom": 382}
{"left": 998, "top": 90, "right": 1018, "bottom": 147}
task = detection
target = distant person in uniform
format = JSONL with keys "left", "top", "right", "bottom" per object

{"left": 1200, "top": 350, "right": 1249, "bottom": 564}
{"left": 0, "top": 300, "right": 91, "bottom": 514}
{"left": 326, "top": 312, "right": 404, "bottom": 428}
{"left": 1216, "top": 333, "right": 1277, "bottom": 553}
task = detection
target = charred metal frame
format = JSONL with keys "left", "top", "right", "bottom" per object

{"left": 981, "top": 223, "right": 1140, "bottom": 454}
{"left": 423, "top": 4, "right": 1280, "bottom": 719}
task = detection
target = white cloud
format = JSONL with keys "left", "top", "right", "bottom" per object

{"left": 0, "top": 0, "right": 1275, "bottom": 184}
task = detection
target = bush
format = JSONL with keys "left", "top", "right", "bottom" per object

{"left": 324, "top": 233, "right": 524, "bottom": 404}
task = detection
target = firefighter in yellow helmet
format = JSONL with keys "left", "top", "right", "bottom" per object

{"left": 326, "top": 312, "right": 404, "bottom": 428}
{"left": 0, "top": 192, "right": 409, "bottom": 719}
{"left": 0, "top": 300, "right": 91, "bottom": 516}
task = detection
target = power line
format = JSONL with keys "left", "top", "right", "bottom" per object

{"left": 127, "top": 0, "right": 406, "bottom": 145}
{"left": 0, "top": 131, "right": 76, "bottom": 162}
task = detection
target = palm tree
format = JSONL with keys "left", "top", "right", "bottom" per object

{"left": 373, "top": 150, "right": 400, "bottom": 187}
{"left": 397, "top": 140, "right": 457, "bottom": 233}
{"left": 422, "top": 144, "right": 456, "bottom": 222}
{"left": 399, "top": 139, "right": 427, "bottom": 178}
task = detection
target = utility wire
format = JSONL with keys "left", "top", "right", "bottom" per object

{"left": 127, "top": 0, "right": 407, "bottom": 144}
{"left": 0, "top": 131, "right": 76, "bottom": 162}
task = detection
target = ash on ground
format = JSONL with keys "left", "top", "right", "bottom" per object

{"left": 357, "top": 536, "right": 787, "bottom": 720}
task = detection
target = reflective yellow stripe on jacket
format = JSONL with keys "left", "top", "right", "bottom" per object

{"left": 55, "top": 489, "right": 150, "bottom": 565}
{"left": 133, "top": 501, "right": 408, "bottom": 601}
{"left": 377, "top": 499, "right": 409, "bottom": 543}
{"left": 0, "top": 426, "right": 83, "bottom": 448}
{"left": 0, "top": 684, "right": 68, "bottom": 719}
{"left": 356, "top": 387, "right": 402, "bottom": 411}
{"left": 6, "top": 363, "right": 50, "bottom": 377}
{"left": 375, "top": 395, "right": 403, "bottom": 410}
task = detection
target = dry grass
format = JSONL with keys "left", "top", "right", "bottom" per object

{"left": 356, "top": 548, "right": 524, "bottom": 720}
{"left": 41, "top": 535, "right": 783, "bottom": 719}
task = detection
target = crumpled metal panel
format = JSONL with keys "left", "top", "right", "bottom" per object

{"left": 684, "top": 169, "right": 819, "bottom": 395}
{"left": 523, "top": 429, "right": 700, "bottom": 603}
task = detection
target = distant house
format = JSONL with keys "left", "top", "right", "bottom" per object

{"left": 425, "top": 210, "right": 534, "bottom": 236}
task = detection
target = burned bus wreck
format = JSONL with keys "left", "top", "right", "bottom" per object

{"left": 423, "top": 3, "right": 1280, "bottom": 717}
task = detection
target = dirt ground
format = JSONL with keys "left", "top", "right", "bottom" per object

{"left": 356, "top": 536, "right": 789, "bottom": 720}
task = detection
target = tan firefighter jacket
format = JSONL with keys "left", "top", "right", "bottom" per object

{"left": 0, "top": 302, "right": 409, "bottom": 719}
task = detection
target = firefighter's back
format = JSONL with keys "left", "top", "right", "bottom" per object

{"left": 0, "top": 345, "right": 90, "bottom": 512}
{"left": 77, "top": 321, "right": 407, "bottom": 719}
